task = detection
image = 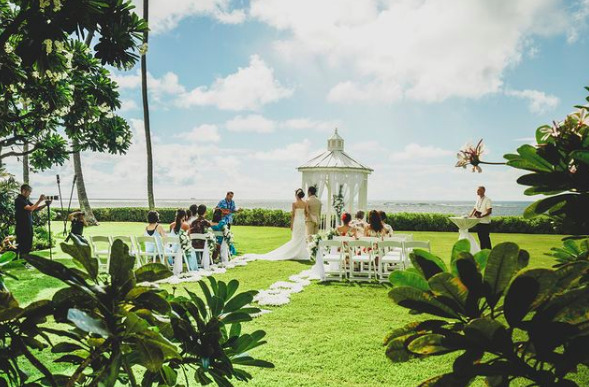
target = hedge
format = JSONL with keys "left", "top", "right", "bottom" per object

{"left": 54, "top": 207, "right": 562, "bottom": 234}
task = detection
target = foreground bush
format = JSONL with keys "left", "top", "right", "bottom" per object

{"left": 55, "top": 207, "right": 560, "bottom": 234}
{"left": 0, "top": 241, "right": 272, "bottom": 386}
{"left": 386, "top": 240, "right": 589, "bottom": 386}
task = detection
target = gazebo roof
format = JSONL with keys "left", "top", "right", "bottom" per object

{"left": 298, "top": 129, "right": 373, "bottom": 172}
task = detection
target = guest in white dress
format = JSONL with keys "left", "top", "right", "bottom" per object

{"left": 350, "top": 210, "right": 368, "bottom": 237}
{"left": 336, "top": 212, "right": 357, "bottom": 238}
{"left": 144, "top": 211, "right": 166, "bottom": 255}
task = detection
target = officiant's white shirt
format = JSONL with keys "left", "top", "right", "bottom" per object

{"left": 475, "top": 196, "right": 492, "bottom": 224}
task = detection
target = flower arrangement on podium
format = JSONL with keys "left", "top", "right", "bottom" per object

{"left": 205, "top": 230, "right": 217, "bottom": 257}
{"left": 308, "top": 229, "right": 339, "bottom": 260}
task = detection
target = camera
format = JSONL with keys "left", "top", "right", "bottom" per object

{"left": 45, "top": 195, "right": 59, "bottom": 201}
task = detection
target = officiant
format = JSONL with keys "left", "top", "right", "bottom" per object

{"left": 215, "top": 191, "right": 240, "bottom": 229}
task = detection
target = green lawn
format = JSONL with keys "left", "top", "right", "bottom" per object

{"left": 4, "top": 223, "right": 588, "bottom": 386}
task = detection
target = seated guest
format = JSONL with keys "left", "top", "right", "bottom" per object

{"left": 379, "top": 211, "right": 393, "bottom": 235}
{"left": 350, "top": 210, "right": 368, "bottom": 237}
{"left": 187, "top": 204, "right": 198, "bottom": 224}
{"left": 336, "top": 212, "right": 356, "bottom": 237}
{"left": 185, "top": 208, "right": 192, "bottom": 223}
{"left": 169, "top": 209, "right": 190, "bottom": 235}
{"left": 189, "top": 205, "right": 210, "bottom": 248}
{"left": 144, "top": 211, "right": 166, "bottom": 254}
{"left": 364, "top": 210, "right": 388, "bottom": 238}
{"left": 209, "top": 208, "right": 227, "bottom": 262}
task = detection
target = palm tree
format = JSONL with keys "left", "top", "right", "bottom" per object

{"left": 141, "top": 0, "right": 155, "bottom": 210}
{"left": 22, "top": 142, "right": 29, "bottom": 184}
{"left": 70, "top": 33, "right": 98, "bottom": 225}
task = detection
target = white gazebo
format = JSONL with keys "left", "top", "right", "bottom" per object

{"left": 298, "top": 129, "right": 373, "bottom": 228}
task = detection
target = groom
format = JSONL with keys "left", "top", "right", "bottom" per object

{"left": 305, "top": 186, "right": 321, "bottom": 238}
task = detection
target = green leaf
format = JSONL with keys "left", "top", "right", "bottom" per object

{"left": 428, "top": 273, "right": 468, "bottom": 312}
{"left": 410, "top": 250, "right": 448, "bottom": 280}
{"left": 221, "top": 312, "right": 252, "bottom": 324}
{"left": 109, "top": 239, "right": 135, "bottom": 293}
{"left": 135, "top": 340, "right": 164, "bottom": 373}
{"left": 511, "top": 144, "right": 554, "bottom": 172}
{"left": 473, "top": 249, "right": 490, "bottom": 271}
{"left": 231, "top": 356, "right": 274, "bottom": 368}
{"left": 450, "top": 240, "right": 472, "bottom": 276}
{"left": 226, "top": 279, "right": 239, "bottom": 299}
{"left": 389, "top": 287, "right": 461, "bottom": 319}
{"left": 571, "top": 150, "right": 589, "bottom": 166}
{"left": 504, "top": 269, "right": 557, "bottom": 327}
{"left": 224, "top": 292, "right": 255, "bottom": 314}
{"left": 51, "top": 342, "right": 84, "bottom": 353}
{"left": 407, "top": 334, "right": 453, "bottom": 356}
{"left": 67, "top": 309, "right": 109, "bottom": 337}
{"left": 135, "top": 263, "right": 172, "bottom": 283}
{"left": 523, "top": 194, "right": 578, "bottom": 219}
{"left": 418, "top": 373, "right": 472, "bottom": 387}
{"left": 463, "top": 318, "right": 511, "bottom": 352}
{"left": 61, "top": 242, "right": 98, "bottom": 280}
{"left": 389, "top": 270, "right": 430, "bottom": 291}
{"left": 483, "top": 242, "right": 520, "bottom": 308}
{"left": 160, "top": 365, "right": 177, "bottom": 386}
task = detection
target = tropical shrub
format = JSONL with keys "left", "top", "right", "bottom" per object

{"left": 547, "top": 238, "right": 589, "bottom": 268}
{"left": 386, "top": 240, "right": 589, "bottom": 386}
{"left": 0, "top": 240, "right": 271, "bottom": 386}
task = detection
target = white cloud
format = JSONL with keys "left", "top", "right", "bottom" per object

{"left": 225, "top": 114, "right": 339, "bottom": 133}
{"left": 180, "top": 124, "right": 221, "bottom": 143}
{"left": 112, "top": 71, "right": 186, "bottom": 103}
{"left": 177, "top": 55, "right": 293, "bottom": 111}
{"left": 252, "top": 139, "right": 313, "bottom": 161}
{"left": 281, "top": 118, "right": 339, "bottom": 132}
{"left": 390, "top": 143, "right": 453, "bottom": 162}
{"left": 226, "top": 114, "right": 276, "bottom": 133}
{"left": 505, "top": 89, "right": 559, "bottom": 114}
{"left": 118, "top": 99, "right": 139, "bottom": 112}
{"left": 251, "top": 0, "right": 580, "bottom": 104}
{"left": 131, "top": 0, "right": 245, "bottom": 34}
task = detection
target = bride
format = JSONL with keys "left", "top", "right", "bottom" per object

{"left": 243, "top": 189, "right": 310, "bottom": 261}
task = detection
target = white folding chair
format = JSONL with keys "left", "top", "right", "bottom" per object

{"left": 317, "top": 240, "right": 346, "bottom": 281}
{"left": 89, "top": 236, "right": 112, "bottom": 271}
{"left": 213, "top": 231, "right": 230, "bottom": 265}
{"left": 190, "top": 233, "right": 212, "bottom": 270}
{"left": 333, "top": 235, "right": 354, "bottom": 242}
{"left": 377, "top": 240, "right": 405, "bottom": 281}
{"left": 403, "top": 240, "right": 431, "bottom": 268}
{"left": 134, "top": 236, "right": 163, "bottom": 267}
{"left": 346, "top": 240, "right": 376, "bottom": 281}
{"left": 391, "top": 233, "right": 413, "bottom": 241}
{"left": 161, "top": 236, "right": 186, "bottom": 276}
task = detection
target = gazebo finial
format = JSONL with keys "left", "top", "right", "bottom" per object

{"left": 328, "top": 128, "right": 344, "bottom": 151}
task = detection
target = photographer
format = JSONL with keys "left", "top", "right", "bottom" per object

{"left": 14, "top": 184, "right": 52, "bottom": 257}
{"left": 65, "top": 211, "right": 88, "bottom": 244}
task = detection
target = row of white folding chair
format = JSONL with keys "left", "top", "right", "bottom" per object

{"left": 317, "top": 238, "right": 431, "bottom": 282}
{"left": 88, "top": 235, "right": 191, "bottom": 273}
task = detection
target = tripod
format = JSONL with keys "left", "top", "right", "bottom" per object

{"left": 46, "top": 200, "right": 53, "bottom": 261}
{"left": 56, "top": 174, "right": 77, "bottom": 237}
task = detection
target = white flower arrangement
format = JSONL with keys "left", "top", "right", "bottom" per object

{"left": 205, "top": 229, "right": 217, "bottom": 257}
{"left": 307, "top": 229, "right": 338, "bottom": 260}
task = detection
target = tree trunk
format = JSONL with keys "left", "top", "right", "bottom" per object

{"left": 73, "top": 139, "right": 97, "bottom": 225}
{"left": 23, "top": 142, "right": 29, "bottom": 184}
{"left": 141, "top": 0, "right": 155, "bottom": 210}
{"left": 70, "top": 32, "right": 98, "bottom": 225}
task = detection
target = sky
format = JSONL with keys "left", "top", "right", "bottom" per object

{"left": 6, "top": 0, "right": 589, "bottom": 203}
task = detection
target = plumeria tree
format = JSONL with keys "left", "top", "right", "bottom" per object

{"left": 454, "top": 90, "right": 589, "bottom": 235}
{"left": 0, "top": 0, "right": 146, "bottom": 169}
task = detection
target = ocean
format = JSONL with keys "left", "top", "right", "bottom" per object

{"left": 61, "top": 199, "right": 531, "bottom": 217}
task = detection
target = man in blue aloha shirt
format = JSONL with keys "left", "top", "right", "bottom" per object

{"left": 216, "top": 191, "right": 239, "bottom": 228}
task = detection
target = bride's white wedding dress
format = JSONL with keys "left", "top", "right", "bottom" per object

{"left": 243, "top": 208, "right": 310, "bottom": 261}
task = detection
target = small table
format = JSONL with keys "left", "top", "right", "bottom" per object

{"left": 449, "top": 217, "right": 481, "bottom": 254}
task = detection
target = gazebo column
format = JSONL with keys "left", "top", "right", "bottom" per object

{"left": 325, "top": 178, "right": 332, "bottom": 230}
{"left": 358, "top": 175, "right": 368, "bottom": 211}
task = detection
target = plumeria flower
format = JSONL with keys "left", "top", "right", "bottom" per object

{"left": 539, "top": 121, "right": 560, "bottom": 141}
{"left": 139, "top": 43, "right": 148, "bottom": 55}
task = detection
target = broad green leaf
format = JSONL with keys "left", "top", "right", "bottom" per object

{"left": 135, "top": 263, "right": 172, "bottom": 283}
{"left": 554, "top": 261, "right": 589, "bottom": 291}
{"left": 450, "top": 240, "right": 471, "bottom": 276}
{"left": 504, "top": 269, "right": 557, "bottom": 327}
{"left": 384, "top": 321, "right": 421, "bottom": 345}
{"left": 523, "top": 194, "right": 578, "bottom": 219}
{"left": 385, "top": 336, "right": 415, "bottom": 363}
{"left": 109, "top": 239, "right": 135, "bottom": 293}
{"left": 135, "top": 340, "right": 164, "bottom": 373}
{"left": 225, "top": 292, "right": 255, "bottom": 314}
{"left": 226, "top": 279, "right": 239, "bottom": 299}
{"left": 514, "top": 144, "right": 554, "bottom": 172}
{"left": 473, "top": 249, "right": 490, "bottom": 271}
{"left": 571, "top": 150, "right": 589, "bottom": 166}
{"left": 51, "top": 342, "right": 83, "bottom": 353}
{"left": 418, "top": 373, "right": 472, "bottom": 387}
{"left": 407, "top": 334, "right": 453, "bottom": 355}
{"left": 231, "top": 356, "right": 274, "bottom": 368}
{"left": 550, "top": 287, "right": 589, "bottom": 325}
{"left": 483, "top": 242, "right": 520, "bottom": 308}
{"left": 428, "top": 273, "right": 468, "bottom": 311}
{"left": 389, "top": 270, "right": 429, "bottom": 291}
{"left": 410, "top": 250, "right": 448, "bottom": 280}
{"left": 463, "top": 318, "right": 511, "bottom": 352}
{"left": 67, "top": 309, "right": 109, "bottom": 337}
{"left": 389, "top": 287, "right": 461, "bottom": 319}
{"left": 222, "top": 312, "right": 252, "bottom": 324}
{"left": 161, "top": 365, "right": 177, "bottom": 386}
{"left": 61, "top": 242, "right": 98, "bottom": 280}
